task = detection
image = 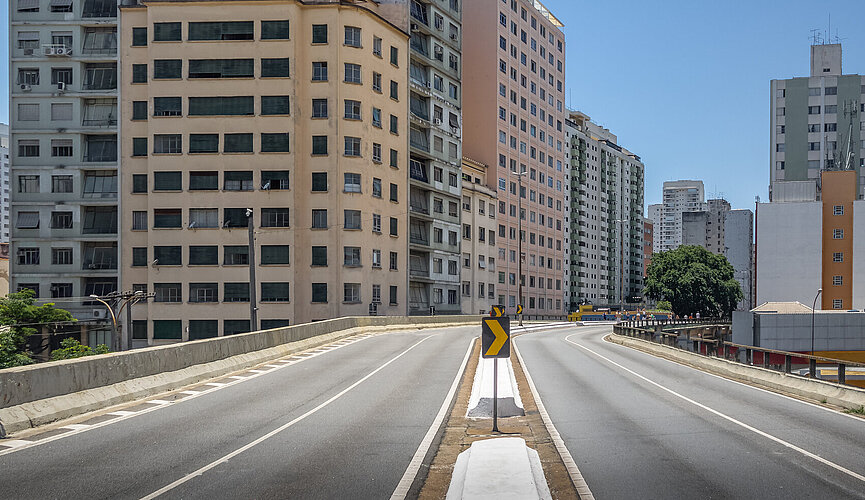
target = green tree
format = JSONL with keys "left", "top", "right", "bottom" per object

{"left": 656, "top": 300, "right": 672, "bottom": 311}
{"left": 644, "top": 246, "right": 743, "bottom": 319}
{"left": 0, "top": 289, "right": 77, "bottom": 369}
{"left": 51, "top": 338, "right": 109, "bottom": 361}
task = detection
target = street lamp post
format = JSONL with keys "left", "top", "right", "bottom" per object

{"left": 810, "top": 288, "right": 822, "bottom": 377}
{"left": 117, "top": 291, "right": 145, "bottom": 350}
{"left": 247, "top": 208, "right": 259, "bottom": 332}
{"left": 89, "top": 294, "right": 118, "bottom": 351}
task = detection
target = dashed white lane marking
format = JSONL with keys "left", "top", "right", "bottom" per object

{"left": 0, "top": 440, "right": 33, "bottom": 449}
{"left": 390, "top": 338, "right": 474, "bottom": 500}
{"left": 61, "top": 424, "right": 91, "bottom": 431}
{"left": 140, "top": 335, "right": 436, "bottom": 500}
{"left": 0, "top": 330, "right": 390, "bottom": 456}
{"left": 565, "top": 334, "right": 865, "bottom": 485}
{"left": 247, "top": 369, "right": 268, "bottom": 374}
{"left": 264, "top": 365, "right": 281, "bottom": 369}
{"left": 227, "top": 376, "right": 248, "bottom": 380}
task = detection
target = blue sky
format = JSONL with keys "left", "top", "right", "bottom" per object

{"left": 2, "top": 1, "right": 864, "bottom": 212}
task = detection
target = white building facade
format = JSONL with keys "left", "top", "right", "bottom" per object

{"left": 650, "top": 180, "right": 706, "bottom": 253}
{"left": 460, "top": 157, "right": 497, "bottom": 315}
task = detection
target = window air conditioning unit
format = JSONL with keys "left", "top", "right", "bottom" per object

{"left": 92, "top": 309, "right": 108, "bottom": 319}
{"left": 56, "top": 47, "right": 72, "bottom": 56}
{"left": 20, "top": 84, "right": 32, "bottom": 92}
{"left": 43, "top": 46, "right": 57, "bottom": 56}
{"left": 57, "top": 82, "right": 67, "bottom": 92}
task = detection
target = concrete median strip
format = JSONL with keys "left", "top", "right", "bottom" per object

{"left": 466, "top": 355, "right": 524, "bottom": 418}
{"left": 446, "top": 437, "right": 551, "bottom": 500}
{"left": 0, "top": 316, "right": 480, "bottom": 438}
{"left": 608, "top": 333, "right": 865, "bottom": 412}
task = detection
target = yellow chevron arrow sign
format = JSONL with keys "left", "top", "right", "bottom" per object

{"left": 482, "top": 317, "right": 510, "bottom": 358}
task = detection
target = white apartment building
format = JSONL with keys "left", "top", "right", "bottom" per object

{"left": 0, "top": 124, "right": 10, "bottom": 243}
{"left": 566, "top": 110, "right": 645, "bottom": 310}
{"left": 10, "top": 0, "right": 119, "bottom": 318}
{"left": 460, "top": 157, "right": 497, "bottom": 314}
{"left": 650, "top": 180, "right": 706, "bottom": 253}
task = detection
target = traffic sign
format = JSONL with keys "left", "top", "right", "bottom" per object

{"left": 482, "top": 317, "right": 511, "bottom": 358}
{"left": 516, "top": 304, "right": 523, "bottom": 315}
{"left": 490, "top": 305, "right": 504, "bottom": 317}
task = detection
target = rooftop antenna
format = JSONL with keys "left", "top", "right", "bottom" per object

{"left": 810, "top": 29, "right": 821, "bottom": 45}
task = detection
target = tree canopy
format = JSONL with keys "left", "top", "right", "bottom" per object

{"left": 644, "top": 245, "right": 743, "bottom": 318}
{"left": 0, "top": 289, "right": 76, "bottom": 369}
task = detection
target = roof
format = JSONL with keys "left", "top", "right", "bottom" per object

{"left": 751, "top": 301, "right": 813, "bottom": 314}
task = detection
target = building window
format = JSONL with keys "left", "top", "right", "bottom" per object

{"left": 154, "top": 59, "right": 182, "bottom": 79}
{"left": 261, "top": 171, "right": 289, "bottom": 190}
{"left": 154, "top": 283, "right": 182, "bottom": 303}
{"left": 17, "top": 247, "right": 40, "bottom": 265}
{"left": 833, "top": 205, "right": 844, "bottom": 216}
{"left": 390, "top": 217, "right": 398, "bottom": 236}
{"left": 312, "top": 136, "right": 328, "bottom": 155}
{"left": 132, "top": 137, "right": 148, "bottom": 157}
{"left": 345, "top": 26, "right": 362, "bottom": 47}
{"left": 52, "top": 247, "right": 73, "bottom": 266}
{"left": 132, "top": 27, "right": 147, "bottom": 46}
{"left": 344, "top": 246, "right": 361, "bottom": 267}
{"left": 373, "top": 214, "right": 382, "bottom": 233}
{"left": 261, "top": 95, "right": 290, "bottom": 115}
{"left": 345, "top": 209, "right": 361, "bottom": 230}
{"left": 311, "top": 172, "right": 328, "bottom": 192}
{"left": 344, "top": 173, "right": 362, "bottom": 193}
{"left": 261, "top": 245, "right": 290, "bottom": 265}
{"left": 189, "top": 283, "right": 218, "bottom": 303}
{"left": 312, "top": 246, "right": 328, "bottom": 267}
{"left": 224, "top": 283, "right": 250, "bottom": 303}
{"left": 51, "top": 211, "right": 73, "bottom": 229}
{"left": 390, "top": 183, "right": 398, "bottom": 202}
{"left": 18, "top": 140, "right": 40, "bottom": 158}
{"left": 390, "top": 252, "right": 398, "bottom": 271}
{"left": 833, "top": 229, "right": 844, "bottom": 239}
{"left": 312, "top": 24, "right": 328, "bottom": 44}
{"left": 833, "top": 252, "right": 844, "bottom": 262}
{"left": 344, "top": 99, "right": 362, "bottom": 120}
{"left": 188, "top": 59, "right": 254, "bottom": 79}
{"left": 18, "top": 175, "right": 40, "bottom": 193}
{"left": 262, "top": 58, "right": 290, "bottom": 78}
{"left": 154, "top": 246, "right": 182, "bottom": 266}
{"left": 154, "top": 134, "right": 182, "bottom": 154}
{"left": 312, "top": 62, "right": 328, "bottom": 81}
{"left": 344, "top": 283, "right": 361, "bottom": 303}
{"left": 833, "top": 275, "right": 843, "bottom": 286}
{"left": 224, "top": 171, "right": 253, "bottom": 191}
{"left": 311, "top": 98, "right": 328, "bottom": 119}
{"left": 153, "top": 22, "right": 181, "bottom": 42}
{"left": 261, "top": 283, "right": 290, "bottom": 302}
{"left": 152, "top": 320, "right": 181, "bottom": 340}
{"left": 312, "top": 283, "right": 328, "bottom": 303}
{"left": 372, "top": 177, "right": 382, "bottom": 198}
{"left": 188, "top": 209, "right": 217, "bottom": 228}
{"left": 51, "top": 175, "right": 73, "bottom": 194}
{"left": 153, "top": 209, "right": 182, "bottom": 228}
{"left": 154, "top": 171, "right": 182, "bottom": 191}
{"left": 223, "top": 246, "right": 249, "bottom": 265}
{"left": 345, "top": 63, "right": 362, "bottom": 84}
{"left": 131, "top": 210, "right": 147, "bottom": 230}
{"left": 261, "top": 20, "right": 290, "bottom": 40}
{"left": 224, "top": 133, "right": 253, "bottom": 153}
{"left": 833, "top": 299, "right": 843, "bottom": 309}
{"left": 261, "top": 133, "right": 289, "bottom": 153}
{"left": 223, "top": 208, "right": 249, "bottom": 228}
{"left": 372, "top": 143, "right": 382, "bottom": 163}
{"left": 312, "top": 209, "right": 328, "bottom": 229}
{"left": 188, "top": 134, "right": 219, "bottom": 154}
{"left": 188, "top": 21, "right": 253, "bottom": 41}
{"left": 132, "top": 64, "right": 147, "bottom": 83}
{"left": 132, "top": 174, "right": 147, "bottom": 193}
{"left": 188, "top": 246, "right": 218, "bottom": 265}
{"left": 261, "top": 208, "right": 290, "bottom": 228}
{"left": 344, "top": 136, "right": 361, "bottom": 157}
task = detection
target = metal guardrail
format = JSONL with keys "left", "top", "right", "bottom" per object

{"left": 614, "top": 319, "right": 865, "bottom": 387}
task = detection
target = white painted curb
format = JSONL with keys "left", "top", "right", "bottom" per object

{"left": 466, "top": 354, "right": 524, "bottom": 418}
{"left": 446, "top": 437, "right": 551, "bottom": 500}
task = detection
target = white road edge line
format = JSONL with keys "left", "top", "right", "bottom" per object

{"left": 513, "top": 338, "right": 596, "bottom": 500}
{"left": 566, "top": 335, "right": 865, "bottom": 485}
{"left": 602, "top": 331, "right": 865, "bottom": 422}
{"left": 390, "top": 338, "right": 474, "bottom": 500}
{"left": 0, "top": 332, "right": 380, "bottom": 457}
{"left": 140, "top": 335, "right": 436, "bottom": 500}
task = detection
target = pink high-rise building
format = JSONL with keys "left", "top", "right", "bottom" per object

{"left": 463, "top": 0, "right": 567, "bottom": 316}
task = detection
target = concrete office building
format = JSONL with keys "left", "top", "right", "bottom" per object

{"left": 725, "top": 208, "right": 754, "bottom": 310}
{"left": 460, "top": 157, "right": 497, "bottom": 315}
{"left": 121, "top": 0, "right": 409, "bottom": 342}
{"left": 770, "top": 43, "right": 865, "bottom": 201}
{"left": 650, "top": 180, "right": 706, "bottom": 253}
{"left": 406, "top": 0, "right": 463, "bottom": 315}
{"left": 757, "top": 170, "right": 865, "bottom": 310}
{"left": 1, "top": 124, "right": 9, "bottom": 243}
{"left": 463, "top": 0, "right": 568, "bottom": 316}
{"left": 10, "top": 0, "right": 119, "bottom": 319}
{"left": 565, "top": 110, "right": 645, "bottom": 311}
{"left": 682, "top": 198, "right": 730, "bottom": 254}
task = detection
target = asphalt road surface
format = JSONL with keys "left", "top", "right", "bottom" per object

{"left": 516, "top": 324, "right": 865, "bottom": 500}
{"left": 0, "top": 326, "right": 476, "bottom": 500}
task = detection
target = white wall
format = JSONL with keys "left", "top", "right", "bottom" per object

{"left": 756, "top": 202, "right": 821, "bottom": 306}
{"left": 853, "top": 201, "right": 865, "bottom": 309}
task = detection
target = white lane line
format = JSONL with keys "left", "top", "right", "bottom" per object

{"left": 0, "top": 440, "right": 33, "bottom": 449}
{"left": 603, "top": 332, "right": 865, "bottom": 423}
{"left": 140, "top": 335, "right": 436, "bottom": 500}
{"left": 565, "top": 335, "right": 865, "bottom": 485}
{"left": 390, "top": 338, "right": 475, "bottom": 500}
{"left": 107, "top": 411, "right": 136, "bottom": 417}
{"left": 145, "top": 400, "right": 172, "bottom": 405}
{"left": 264, "top": 365, "right": 281, "bottom": 368}
{"left": 513, "top": 340, "right": 595, "bottom": 500}
{"left": 227, "top": 376, "right": 248, "bottom": 380}
{"left": 0, "top": 331, "right": 381, "bottom": 457}
{"left": 60, "top": 424, "right": 91, "bottom": 431}
{"left": 247, "top": 369, "right": 268, "bottom": 374}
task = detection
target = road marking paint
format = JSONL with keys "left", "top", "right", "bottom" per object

{"left": 140, "top": 335, "right": 436, "bottom": 500}
{"left": 0, "top": 331, "right": 384, "bottom": 456}
{"left": 145, "top": 400, "right": 172, "bottom": 405}
{"left": 0, "top": 440, "right": 32, "bottom": 449}
{"left": 601, "top": 331, "right": 865, "bottom": 423}
{"left": 227, "top": 376, "right": 248, "bottom": 380}
{"left": 264, "top": 365, "right": 281, "bottom": 368}
{"left": 390, "top": 338, "right": 475, "bottom": 500}
{"left": 60, "top": 424, "right": 91, "bottom": 431}
{"left": 247, "top": 369, "right": 268, "bottom": 374}
{"left": 107, "top": 411, "right": 136, "bottom": 416}
{"left": 513, "top": 340, "right": 595, "bottom": 500}
{"left": 565, "top": 334, "right": 865, "bottom": 485}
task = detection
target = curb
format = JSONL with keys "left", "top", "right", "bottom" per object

{"left": 609, "top": 333, "right": 865, "bottom": 411}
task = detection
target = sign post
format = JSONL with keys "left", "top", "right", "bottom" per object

{"left": 482, "top": 316, "right": 511, "bottom": 432}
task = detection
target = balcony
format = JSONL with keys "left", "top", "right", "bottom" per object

{"left": 82, "top": 0, "right": 117, "bottom": 17}
{"left": 83, "top": 64, "right": 117, "bottom": 91}
{"left": 82, "top": 243, "right": 117, "bottom": 270}
{"left": 409, "top": 159, "right": 429, "bottom": 183}
{"left": 410, "top": 126, "right": 429, "bottom": 152}
{"left": 82, "top": 99, "right": 117, "bottom": 127}
{"left": 82, "top": 29, "right": 118, "bottom": 56}
{"left": 83, "top": 135, "right": 118, "bottom": 163}
{"left": 409, "top": 253, "right": 430, "bottom": 278}
{"left": 410, "top": 221, "right": 429, "bottom": 246}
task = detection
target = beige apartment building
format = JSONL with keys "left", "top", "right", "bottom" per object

{"left": 120, "top": 0, "right": 409, "bottom": 342}
{"left": 460, "top": 157, "right": 497, "bottom": 314}
{"left": 463, "top": 0, "right": 567, "bottom": 317}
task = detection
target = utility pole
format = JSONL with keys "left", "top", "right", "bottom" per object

{"left": 247, "top": 208, "right": 258, "bottom": 332}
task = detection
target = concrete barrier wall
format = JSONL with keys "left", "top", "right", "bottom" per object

{"left": 609, "top": 333, "right": 865, "bottom": 411}
{"left": 0, "top": 315, "right": 480, "bottom": 410}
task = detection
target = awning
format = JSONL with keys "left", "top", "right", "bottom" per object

{"left": 17, "top": 0, "right": 39, "bottom": 10}
{"left": 17, "top": 31, "right": 39, "bottom": 40}
{"left": 50, "top": 0, "right": 73, "bottom": 7}
{"left": 16, "top": 212, "right": 40, "bottom": 229}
